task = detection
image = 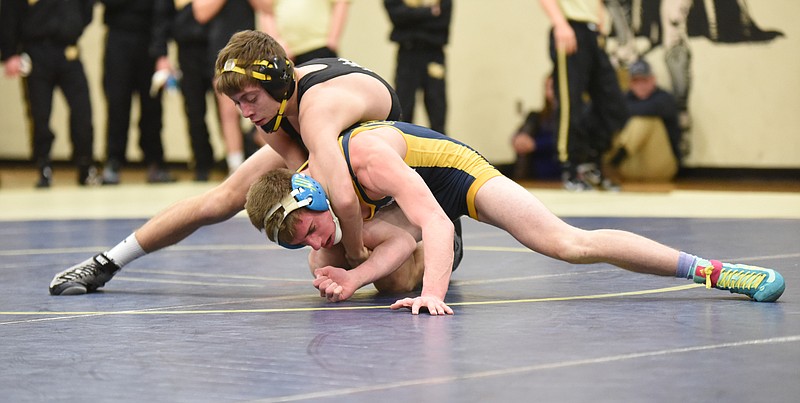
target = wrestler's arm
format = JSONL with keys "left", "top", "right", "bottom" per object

{"left": 313, "top": 215, "right": 418, "bottom": 302}
{"left": 327, "top": 0, "right": 350, "bottom": 51}
{"left": 349, "top": 131, "right": 455, "bottom": 314}
{"left": 539, "top": 0, "right": 577, "bottom": 54}
{"left": 298, "top": 87, "right": 371, "bottom": 266}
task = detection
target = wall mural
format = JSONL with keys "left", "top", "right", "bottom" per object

{"left": 605, "top": 0, "right": 784, "bottom": 156}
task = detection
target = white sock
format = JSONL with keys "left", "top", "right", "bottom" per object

{"left": 105, "top": 233, "right": 146, "bottom": 268}
{"left": 226, "top": 151, "right": 245, "bottom": 173}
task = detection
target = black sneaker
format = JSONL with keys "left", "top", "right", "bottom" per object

{"left": 102, "top": 160, "right": 121, "bottom": 185}
{"left": 36, "top": 166, "right": 53, "bottom": 188}
{"left": 577, "top": 163, "right": 620, "bottom": 192}
{"left": 598, "top": 177, "right": 621, "bottom": 192}
{"left": 561, "top": 163, "right": 593, "bottom": 192}
{"left": 78, "top": 165, "right": 102, "bottom": 186}
{"left": 194, "top": 169, "right": 210, "bottom": 182}
{"left": 563, "top": 176, "right": 593, "bottom": 191}
{"left": 147, "top": 164, "right": 176, "bottom": 184}
{"left": 49, "top": 253, "right": 121, "bottom": 295}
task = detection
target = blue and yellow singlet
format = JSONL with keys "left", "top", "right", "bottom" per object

{"left": 338, "top": 121, "right": 501, "bottom": 221}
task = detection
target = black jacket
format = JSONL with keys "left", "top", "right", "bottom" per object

{"left": 384, "top": 0, "right": 452, "bottom": 47}
{"left": 100, "top": 0, "right": 153, "bottom": 34}
{"left": 0, "top": 0, "right": 95, "bottom": 60}
{"left": 151, "top": 0, "right": 208, "bottom": 58}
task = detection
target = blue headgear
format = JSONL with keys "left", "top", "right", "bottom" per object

{"left": 264, "top": 173, "right": 341, "bottom": 249}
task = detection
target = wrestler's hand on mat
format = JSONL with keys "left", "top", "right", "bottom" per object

{"left": 313, "top": 266, "right": 357, "bottom": 302}
{"left": 390, "top": 296, "right": 454, "bottom": 316}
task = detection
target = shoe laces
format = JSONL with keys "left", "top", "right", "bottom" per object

{"left": 701, "top": 266, "right": 714, "bottom": 289}
{"left": 55, "top": 265, "right": 97, "bottom": 283}
{"left": 716, "top": 267, "right": 766, "bottom": 292}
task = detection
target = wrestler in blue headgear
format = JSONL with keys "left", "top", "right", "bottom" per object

{"left": 264, "top": 173, "right": 342, "bottom": 249}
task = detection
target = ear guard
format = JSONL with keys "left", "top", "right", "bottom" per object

{"left": 221, "top": 57, "right": 295, "bottom": 133}
{"left": 264, "top": 173, "right": 342, "bottom": 249}
{"left": 220, "top": 57, "right": 296, "bottom": 101}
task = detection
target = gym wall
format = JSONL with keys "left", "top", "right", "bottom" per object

{"left": 0, "top": 1, "right": 797, "bottom": 169}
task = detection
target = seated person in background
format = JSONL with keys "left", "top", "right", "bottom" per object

{"left": 606, "top": 59, "right": 682, "bottom": 182}
{"left": 511, "top": 75, "right": 560, "bottom": 180}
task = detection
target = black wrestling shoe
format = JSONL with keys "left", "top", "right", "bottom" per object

{"left": 49, "top": 253, "right": 121, "bottom": 295}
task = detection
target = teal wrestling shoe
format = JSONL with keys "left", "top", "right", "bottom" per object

{"left": 693, "top": 260, "right": 785, "bottom": 302}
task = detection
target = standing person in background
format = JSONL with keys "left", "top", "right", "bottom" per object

{"left": 99, "top": 0, "right": 175, "bottom": 185}
{"left": 259, "top": 0, "right": 350, "bottom": 66}
{"left": 384, "top": 0, "right": 451, "bottom": 134}
{"left": 384, "top": 0, "right": 461, "bottom": 250}
{"left": 0, "top": 0, "right": 98, "bottom": 188}
{"left": 606, "top": 59, "right": 681, "bottom": 182}
{"left": 152, "top": 0, "right": 216, "bottom": 182}
{"left": 510, "top": 74, "right": 560, "bottom": 180}
{"left": 193, "top": 0, "right": 257, "bottom": 174}
{"left": 538, "top": 0, "right": 629, "bottom": 191}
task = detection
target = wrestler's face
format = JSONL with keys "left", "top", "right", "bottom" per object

{"left": 229, "top": 84, "right": 280, "bottom": 127}
{"left": 288, "top": 210, "right": 338, "bottom": 251}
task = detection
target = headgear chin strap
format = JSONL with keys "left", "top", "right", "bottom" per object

{"left": 260, "top": 98, "right": 288, "bottom": 133}
{"left": 264, "top": 173, "right": 342, "bottom": 249}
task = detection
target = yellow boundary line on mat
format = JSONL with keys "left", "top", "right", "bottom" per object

{"left": 0, "top": 284, "right": 702, "bottom": 316}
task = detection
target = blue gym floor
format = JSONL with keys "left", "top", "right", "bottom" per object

{"left": 1, "top": 215, "right": 798, "bottom": 402}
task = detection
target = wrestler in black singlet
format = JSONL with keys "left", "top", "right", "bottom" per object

{"left": 261, "top": 57, "right": 402, "bottom": 147}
